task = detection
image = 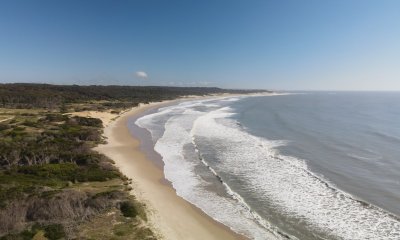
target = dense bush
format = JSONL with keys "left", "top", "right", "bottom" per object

{"left": 0, "top": 83, "right": 268, "bottom": 109}
{"left": 0, "top": 230, "right": 35, "bottom": 240}
{"left": 21, "top": 120, "right": 38, "bottom": 128}
{"left": 70, "top": 116, "right": 102, "bottom": 128}
{"left": 0, "top": 163, "right": 120, "bottom": 209}
{"left": 0, "top": 224, "right": 65, "bottom": 240}
{"left": 44, "top": 114, "right": 68, "bottom": 122}
{"left": 42, "top": 224, "right": 65, "bottom": 240}
{"left": 15, "top": 163, "right": 119, "bottom": 183}
{"left": 0, "top": 124, "right": 9, "bottom": 131}
{"left": 0, "top": 114, "right": 104, "bottom": 167}
{"left": 120, "top": 201, "right": 138, "bottom": 218}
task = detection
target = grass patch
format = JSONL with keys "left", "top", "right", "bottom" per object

{"left": 0, "top": 163, "right": 120, "bottom": 207}
{"left": 0, "top": 224, "right": 65, "bottom": 240}
{"left": 77, "top": 208, "right": 156, "bottom": 240}
{"left": 16, "top": 163, "right": 80, "bottom": 180}
{"left": 113, "top": 223, "right": 135, "bottom": 236}
{"left": 3, "top": 163, "right": 119, "bottom": 185}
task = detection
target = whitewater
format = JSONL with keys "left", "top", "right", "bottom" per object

{"left": 135, "top": 93, "right": 400, "bottom": 240}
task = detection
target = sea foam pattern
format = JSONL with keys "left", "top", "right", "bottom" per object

{"left": 136, "top": 99, "right": 280, "bottom": 240}
{"left": 192, "top": 106, "right": 400, "bottom": 240}
{"left": 136, "top": 97, "right": 400, "bottom": 240}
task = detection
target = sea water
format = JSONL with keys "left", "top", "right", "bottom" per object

{"left": 134, "top": 92, "right": 400, "bottom": 240}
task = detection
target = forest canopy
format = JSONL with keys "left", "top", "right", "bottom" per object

{"left": 0, "top": 83, "right": 269, "bottom": 109}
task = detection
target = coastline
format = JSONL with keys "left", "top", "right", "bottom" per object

{"left": 94, "top": 98, "right": 246, "bottom": 240}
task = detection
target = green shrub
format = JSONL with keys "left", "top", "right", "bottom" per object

{"left": 0, "top": 163, "right": 119, "bottom": 205}
{"left": 45, "top": 114, "right": 68, "bottom": 122}
{"left": 43, "top": 224, "right": 65, "bottom": 240}
{"left": 0, "top": 124, "right": 10, "bottom": 131}
{"left": 6, "top": 129, "right": 27, "bottom": 138}
{"left": 71, "top": 116, "right": 102, "bottom": 128}
{"left": 20, "top": 113, "right": 36, "bottom": 116}
{"left": 0, "top": 230, "right": 35, "bottom": 240}
{"left": 13, "top": 126, "right": 25, "bottom": 131}
{"left": 113, "top": 223, "right": 134, "bottom": 236}
{"left": 0, "top": 223, "right": 48, "bottom": 240}
{"left": 120, "top": 201, "right": 138, "bottom": 218}
{"left": 21, "top": 120, "right": 38, "bottom": 127}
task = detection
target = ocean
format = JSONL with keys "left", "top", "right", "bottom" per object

{"left": 133, "top": 92, "right": 400, "bottom": 240}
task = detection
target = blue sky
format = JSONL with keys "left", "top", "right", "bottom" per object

{"left": 0, "top": 0, "right": 399, "bottom": 90}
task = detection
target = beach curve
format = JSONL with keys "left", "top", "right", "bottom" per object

{"left": 94, "top": 100, "right": 246, "bottom": 240}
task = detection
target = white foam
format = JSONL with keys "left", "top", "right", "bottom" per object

{"left": 135, "top": 107, "right": 175, "bottom": 142}
{"left": 135, "top": 99, "right": 218, "bottom": 141}
{"left": 152, "top": 104, "right": 279, "bottom": 240}
{"left": 192, "top": 107, "right": 400, "bottom": 240}
{"left": 135, "top": 95, "right": 400, "bottom": 239}
{"left": 220, "top": 97, "right": 242, "bottom": 102}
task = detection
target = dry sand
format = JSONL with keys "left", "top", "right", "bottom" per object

{"left": 94, "top": 100, "right": 245, "bottom": 240}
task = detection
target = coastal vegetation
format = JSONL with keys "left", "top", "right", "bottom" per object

{"left": 0, "top": 83, "right": 267, "bottom": 110}
{"left": 0, "top": 83, "right": 267, "bottom": 239}
{"left": 0, "top": 109, "right": 152, "bottom": 239}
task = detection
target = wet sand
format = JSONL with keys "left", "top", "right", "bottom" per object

{"left": 94, "top": 100, "right": 245, "bottom": 240}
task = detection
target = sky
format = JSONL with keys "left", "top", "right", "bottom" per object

{"left": 0, "top": 0, "right": 399, "bottom": 90}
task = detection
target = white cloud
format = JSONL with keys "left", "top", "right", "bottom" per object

{"left": 198, "top": 81, "right": 213, "bottom": 86}
{"left": 135, "top": 71, "right": 148, "bottom": 79}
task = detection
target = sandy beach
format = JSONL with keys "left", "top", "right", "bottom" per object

{"left": 94, "top": 100, "right": 245, "bottom": 240}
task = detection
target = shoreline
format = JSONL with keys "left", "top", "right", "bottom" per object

{"left": 94, "top": 97, "right": 246, "bottom": 240}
